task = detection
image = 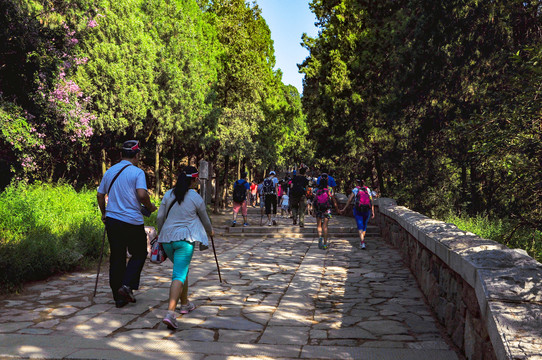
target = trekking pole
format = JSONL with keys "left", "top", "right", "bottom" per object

{"left": 92, "top": 226, "right": 107, "bottom": 299}
{"left": 210, "top": 235, "right": 222, "bottom": 283}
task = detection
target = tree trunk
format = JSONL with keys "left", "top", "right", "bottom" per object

{"left": 237, "top": 151, "right": 241, "bottom": 180}
{"left": 469, "top": 164, "right": 481, "bottom": 214}
{"left": 461, "top": 164, "right": 468, "bottom": 214}
{"left": 101, "top": 149, "right": 107, "bottom": 176}
{"left": 373, "top": 152, "right": 384, "bottom": 196}
{"left": 222, "top": 154, "right": 230, "bottom": 209}
{"left": 155, "top": 141, "right": 161, "bottom": 195}
{"left": 213, "top": 156, "right": 220, "bottom": 214}
{"left": 169, "top": 145, "right": 175, "bottom": 189}
{"left": 169, "top": 135, "right": 175, "bottom": 189}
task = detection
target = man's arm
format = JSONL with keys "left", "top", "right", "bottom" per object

{"left": 97, "top": 192, "right": 106, "bottom": 223}
{"left": 137, "top": 188, "right": 157, "bottom": 213}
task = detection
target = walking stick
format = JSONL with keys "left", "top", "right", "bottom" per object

{"left": 92, "top": 226, "right": 107, "bottom": 299}
{"left": 210, "top": 235, "right": 222, "bottom": 283}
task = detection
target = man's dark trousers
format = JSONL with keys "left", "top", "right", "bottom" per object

{"left": 106, "top": 217, "right": 148, "bottom": 301}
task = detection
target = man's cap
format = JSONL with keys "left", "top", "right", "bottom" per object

{"left": 321, "top": 173, "right": 329, "bottom": 179}
{"left": 269, "top": 171, "right": 276, "bottom": 175}
{"left": 122, "top": 140, "right": 140, "bottom": 153}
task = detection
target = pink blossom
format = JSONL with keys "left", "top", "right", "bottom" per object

{"left": 88, "top": 19, "right": 98, "bottom": 28}
{"left": 75, "top": 57, "right": 88, "bottom": 65}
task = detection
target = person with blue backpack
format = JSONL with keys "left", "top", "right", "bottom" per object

{"left": 340, "top": 179, "right": 375, "bottom": 249}
{"left": 313, "top": 173, "right": 339, "bottom": 249}
{"left": 231, "top": 172, "right": 251, "bottom": 227}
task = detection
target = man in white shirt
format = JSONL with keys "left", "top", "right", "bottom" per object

{"left": 97, "top": 140, "right": 157, "bottom": 308}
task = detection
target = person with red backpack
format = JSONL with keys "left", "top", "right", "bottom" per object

{"left": 340, "top": 179, "right": 375, "bottom": 249}
{"left": 313, "top": 173, "right": 339, "bottom": 249}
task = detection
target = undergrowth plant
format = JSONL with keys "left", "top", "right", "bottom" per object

{"left": 0, "top": 182, "right": 103, "bottom": 292}
{"left": 0, "top": 181, "right": 161, "bottom": 293}
{"left": 444, "top": 213, "right": 542, "bottom": 263}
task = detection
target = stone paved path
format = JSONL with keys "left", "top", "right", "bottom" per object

{"left": 0, "top": 210, "right": 461, "bottom": 359}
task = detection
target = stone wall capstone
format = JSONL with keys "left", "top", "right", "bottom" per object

{"left": 374, "top": 198, "right": 542, "bottom": 360}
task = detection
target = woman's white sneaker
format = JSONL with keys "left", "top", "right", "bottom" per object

{"left": 180, "top": 302, "right": 196, "bottom": 314}
{"left": 162, "top": 313, "right": 178, "bottom": 330}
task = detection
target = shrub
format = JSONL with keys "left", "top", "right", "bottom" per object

{"left": 0, "top": 181, "right": 103, "bottom": 292}
{"left": 444, "top": 213, "right": 542, "bottom": 263}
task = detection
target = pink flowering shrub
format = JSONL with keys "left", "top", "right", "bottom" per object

{"left": 45, "top": 69, "right": 95, "bottom": 143}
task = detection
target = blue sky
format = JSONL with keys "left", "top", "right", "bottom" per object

{"left": 255, "top": 0, "right": 319, "bottom": 94}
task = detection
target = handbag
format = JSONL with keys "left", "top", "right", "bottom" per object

{"left": 149, "top": 236, "right": 167, "bottom": 264}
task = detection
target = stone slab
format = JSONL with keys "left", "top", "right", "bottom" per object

{"left": 0, "top": 345, "right": 74, "bottom": 359}
{"left": 258, "top": 325, "right": 310, "bottom": 345}
{"left": 301, "top": 345, "right": 459, "bottom": 359}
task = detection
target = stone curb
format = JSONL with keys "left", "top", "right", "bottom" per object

{"left": 375, "top": 198, "right": 542, "bottom": 360}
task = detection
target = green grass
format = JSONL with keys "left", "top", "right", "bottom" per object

{"left": 0, "top": 182, "right": 105, "bottom": 292}
{"left": 444, "top": 213, "right": 542, "bottom": 263}
{"left": 0, "top": 181, "right": 160, "bottom": 293}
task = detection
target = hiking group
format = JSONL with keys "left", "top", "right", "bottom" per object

{"left": 232, "top": 166, "right": 376, "bottom": 250}
{"left": 97, "top": 140, "right": 376, "bottom": 330}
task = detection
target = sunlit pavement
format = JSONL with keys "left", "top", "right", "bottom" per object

{"left": 0, "top": 209, "right": 460, "bottom": 359}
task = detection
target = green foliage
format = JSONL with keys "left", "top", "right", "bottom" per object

{"left": 302, "top": 0, "right": 542, "bottom": 250}
{"left": 0, "top": 182, "right": 104, "bottom": 292}
{"left": 444, "top": 214, "right": 542, "bottom": 263}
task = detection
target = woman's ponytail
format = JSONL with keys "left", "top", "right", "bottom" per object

{"left": 173, "top": 165, "right": 198, "bottom": 205}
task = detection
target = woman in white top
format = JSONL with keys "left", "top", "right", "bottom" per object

{"left": 157, "top": 165, "right": 214, "bottom": 329}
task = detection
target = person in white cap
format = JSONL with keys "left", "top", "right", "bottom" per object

{"left": 263, "top": 171, "right": 279, "bottom": 226}
{"left": 97, "top": 140, "right": 157, "bottom": 308}
{"left": 157, "top": 165, "right": 214, "bottom": 329}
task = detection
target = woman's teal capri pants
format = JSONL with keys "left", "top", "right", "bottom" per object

{"left": 161, "top": 240, "right": 194, "bottom": 283}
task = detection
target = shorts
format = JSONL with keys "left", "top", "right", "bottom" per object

{"left": 315, "top": 208, "right": 332, "bottom": 219}
{"left": 233, "top": 200, "right": 248, "bottom": 216}
{"left": 354, "top": 209, "right": 371, "bottom": 231}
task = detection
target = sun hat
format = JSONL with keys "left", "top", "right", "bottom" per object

{"left": 269, "top": 171, "right": 276, "bottom": 175}
{"left": 122, "top": 140, "right": 140, "bottom": 153}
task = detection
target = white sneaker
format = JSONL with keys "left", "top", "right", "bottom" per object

{"left": 162, "top": 313, "right": 178, "bottom": 330}
{"left": 180, "top": 302, "right": 196, "bottom": 314}
{"left": 361, "top": 242, "right": 366, "bottom": 250}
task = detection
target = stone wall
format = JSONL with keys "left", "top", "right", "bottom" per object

{"left": 374, "top": 198, "right": 542, "bottom": 360}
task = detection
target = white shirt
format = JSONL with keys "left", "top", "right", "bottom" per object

{"left": 281, "top": 194, "right": 289, "bottom": 207}
{"left": 97, "top": 160, "right": 147, "bottom": 225}
{"left": 156, "top": 189, "right": 212, "bottom": 246}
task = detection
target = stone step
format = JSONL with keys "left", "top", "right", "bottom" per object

{"left": 217, "top": 225, "right": 380, "bottom": 238}
{"left": 225, "top": 225, "right": 379, "bottom": 233}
